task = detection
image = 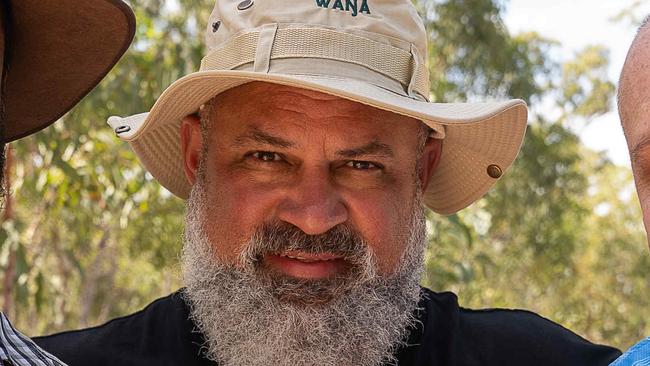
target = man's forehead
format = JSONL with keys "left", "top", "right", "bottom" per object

{"left": 213, "top": 82, "right": 414, "bottom": 122}
{"left": 232, "top": 124, "right": 396, "bottom": 157}
{"left": 215, "top": 82, "right": 344, "bottom": 107}
{"left": 207, "top": 82, "right": 422, "bottom": 141}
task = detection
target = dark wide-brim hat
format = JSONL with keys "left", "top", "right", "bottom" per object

{"left": 2, "top": 0, "right": 135, "bottom": 142}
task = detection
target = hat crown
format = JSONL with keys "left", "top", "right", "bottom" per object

{"left": 205, "top": 0, "right": 428, "bottom": 58}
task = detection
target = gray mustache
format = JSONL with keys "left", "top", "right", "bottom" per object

{"left": 245, "top": 221, "right": 368, "bottom": 264}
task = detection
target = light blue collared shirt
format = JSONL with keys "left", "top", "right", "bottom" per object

{"left": 610, "top": 337, "right": 650, "bottom": 366}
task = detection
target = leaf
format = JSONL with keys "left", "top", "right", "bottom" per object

{"left": 447, "top": 214, "right": 474, "bottom": 247}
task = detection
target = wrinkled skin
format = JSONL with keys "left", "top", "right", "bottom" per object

{"left": 180, "top": 81, "right": 442, "bottom": 279}
{"left": 619, "top": 23, "right": 650, "bottom": 249}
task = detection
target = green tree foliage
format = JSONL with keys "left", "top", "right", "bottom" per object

{"left": 0, "top": 0, "right": 647, "bottom": 350}
{"left": 421, "top": 0, "right": 648, "bottom": 350}
{"left": 612, "top": 0, "right": 649, "bottom": 26}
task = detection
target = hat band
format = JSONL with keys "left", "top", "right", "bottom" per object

{"left": 200, "top": 25, "right": 430, "bottom": 100}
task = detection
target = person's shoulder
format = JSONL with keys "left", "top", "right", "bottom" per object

{"left": 415, "top": 288, "right": 621, "bottom": 366}
{"left": 456, "top": 303, "right": 622, "bottom": 365}
{"left": 34, "top": 291, "right": 190, "bottom": 366}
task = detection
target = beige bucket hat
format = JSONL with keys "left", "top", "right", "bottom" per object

{"left": 108, "top": 0, "right": 527, "bottom": 215}
{"left": 3, "top": 0, "right": 135, "bottom": 141}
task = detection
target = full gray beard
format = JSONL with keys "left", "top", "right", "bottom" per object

{"left": 182, "top": 185, "right": 428, "bottom": 366}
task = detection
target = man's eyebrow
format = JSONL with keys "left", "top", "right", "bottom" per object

{"left": 336, "top": 140, "right": 394, "bottom": 158}
{"left": 233, "top": 127, "right": 295, "bottom": 148}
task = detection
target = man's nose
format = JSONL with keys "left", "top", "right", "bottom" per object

{"left": 276, "top": 166, "right": 348, "bottom": 235}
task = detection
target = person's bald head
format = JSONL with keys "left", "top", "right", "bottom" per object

{"left": 619, "top": 15, "right": 650, "bottom": 247}
{"left": 619, "top": 16, "right": 650, "bottom": 142}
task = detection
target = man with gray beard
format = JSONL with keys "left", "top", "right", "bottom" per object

{"left": 182, "top": 154, "right": 427, "bottom": 365}
{"left": 36, "top": 0, "right": 620, "bottom": 365}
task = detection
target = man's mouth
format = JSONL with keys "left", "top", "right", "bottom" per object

{"left": 263, "top": 251, "right": 348, "bottom": 280}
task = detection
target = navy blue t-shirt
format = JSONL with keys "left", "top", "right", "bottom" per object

{"left": 34, "top": 288, "right": 621, "bottom": 365}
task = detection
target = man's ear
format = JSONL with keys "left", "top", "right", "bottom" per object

{"left": 419, "top": 138, "right": 443, "bottom": 191}
{"left": 180, "top": 114, "right": 203, "bottom": 185}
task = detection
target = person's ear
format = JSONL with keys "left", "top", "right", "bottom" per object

{"left": 419, "top": 137, "right": 443, "bottom": 191}
{"left": 180, "top": 114, "right": 202, "bottom": 185}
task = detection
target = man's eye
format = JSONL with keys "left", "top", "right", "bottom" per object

{"left": 346, "top": 160, "right": 380, "bottom": 170}
{"left": 250, "top": 151, "right": 283, "bottom": 162}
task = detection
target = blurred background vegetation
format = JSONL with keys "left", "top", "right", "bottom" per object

{"left": 1, "top": 0, "right": 648, "bottom": 351}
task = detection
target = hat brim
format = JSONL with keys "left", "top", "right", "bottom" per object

{"left": 4, "top": 0, "right": 135, "bottom": 141}
{"left": 111, "top": 70, "right": 527, "bottom": 215}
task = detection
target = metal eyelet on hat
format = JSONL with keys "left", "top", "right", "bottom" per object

{"left": 487, "top": 164, "right": 502, "bottom": 179}
{"left": 237, "top": 0, "right": 254, "bottom": 11}
{"left": 115, "top": 125, "right": 131, "bottom": 135}
{"left": 212, "top": 20, "right": 221, "bottom": 32}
